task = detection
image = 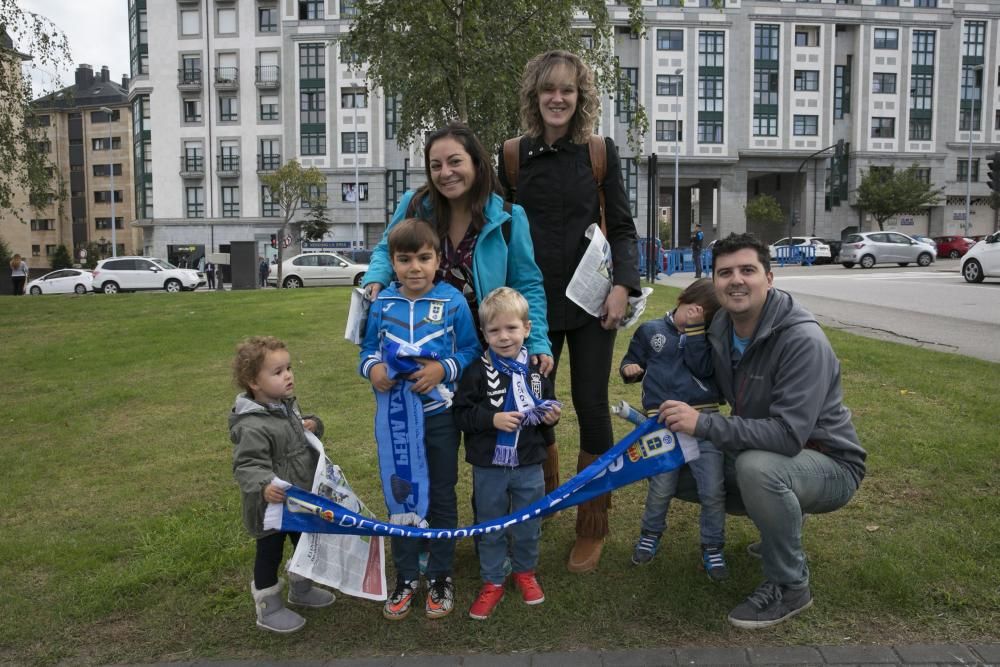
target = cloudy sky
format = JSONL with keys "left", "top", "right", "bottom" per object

{"left": 19, "top": 0, "right": 130, "bottom": 94}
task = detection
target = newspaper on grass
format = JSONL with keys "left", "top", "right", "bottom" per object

{"left": 283, "top": 431, "right": 387, "bottom": 601}
{"left": 344, "top": 287, "right": 370, "bottom": 345}
{"left": 566, "top": 223, "right": 653, "bottom": 328}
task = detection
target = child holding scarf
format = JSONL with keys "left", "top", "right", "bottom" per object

{"left": 453, "top": 287, "right": 561, "bottom": 620}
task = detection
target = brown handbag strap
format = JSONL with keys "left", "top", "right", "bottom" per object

{"left": 502, "top": 136, "right": 521, "bottom": 201}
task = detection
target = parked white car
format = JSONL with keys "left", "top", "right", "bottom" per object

{"left": 26, "top": 268, "right": 93, "bottom": 295}
{"left": 768, "top": 237, "right": 833, "bottom": 264}
{"left": 961, "top": 231, "right": 1000, "bottom": 283}
{"left": 840, "top": 231, "right": 936, "bottom": 269}
{"left": 268, "top": 252, "right": 369, "bottom": 288}
{"left": 92, "top": 256, "right": 204, "bottom": 294}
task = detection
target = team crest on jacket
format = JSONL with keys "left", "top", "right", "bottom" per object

{"left": 650, "top": 333, "right": 666, "bottom": 353}
{"left": 427, "top": 301, "right": 444, "bottom": 322}
{"left": 531, "top": 373, "right": 542, "bottom": 397}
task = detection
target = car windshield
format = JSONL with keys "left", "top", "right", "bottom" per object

{"left": 153, "top": 259, "right": 176, "bottom": 270}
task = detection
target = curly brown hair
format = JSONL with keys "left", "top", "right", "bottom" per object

{"left": 518, "top": 50, "right": 600, "bottom": 144}
{"left": 232, "top": 336, "right": 287, "bottom": 393}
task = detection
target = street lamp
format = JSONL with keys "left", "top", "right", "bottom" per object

{"left": 99, "top": 106, "right": 117, "bottom": 257}
{"left": 673, "top": 68, "right": 682, "bottom": 251}
{"left": 352, "top": 88, "right": 364, "bottom": 260}
{"left": 964, "top": 64, "right": 984, "bottom": 237}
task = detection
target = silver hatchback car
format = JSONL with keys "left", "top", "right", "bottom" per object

{"left": 839, "top": 231, "right": 936, "bottom": 269}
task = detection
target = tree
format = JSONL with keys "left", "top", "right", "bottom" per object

{"left": 855, "top": 165, "right": 944, "bottom": 231}
{"left": 344, "top": 0, "right": 648, "bottom": 154}
{"left": 300, "top": 200, "right": 330, "bottom": 244}
{"left": 50, "top": 243, "right": 71, "bottom": 269}
{"left": 744, "top": 194, "right": 784, "bottom": 238}
{"left": 260, "top": 160, "right": 326, "bottom": 288}
{"left": 0, "top": 3, "right": 71, "bottom": 220}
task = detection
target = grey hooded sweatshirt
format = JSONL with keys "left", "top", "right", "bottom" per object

{"left": 694, "top": 288, "right": 866, "bottom": 486}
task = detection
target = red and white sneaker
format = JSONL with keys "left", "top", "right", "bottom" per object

{"left": 512, "top": 571, "right": 545, "bottom": 605}
{"left": 468, "top": 582, "right": 505, "bottom": 620}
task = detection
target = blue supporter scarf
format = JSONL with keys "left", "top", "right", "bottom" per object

{"left": 488, "top": 348, "right": 543, "bottom": 467}
{"left": 265, "top": 417, "right": 700, "bottom": 539}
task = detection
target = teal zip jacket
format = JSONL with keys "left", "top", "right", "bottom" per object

{"left": 361, "top": 190, "right": 551, "bottom": 357}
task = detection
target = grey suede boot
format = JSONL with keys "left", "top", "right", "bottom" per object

{"left": 288, "top": 572, "right": 335, "bottom": 608}
{"left": 251, "top": 580, "right": 306, "bottom": 633}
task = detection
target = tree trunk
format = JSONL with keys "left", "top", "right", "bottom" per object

{"left": 276, "top": 219, "right": 291, "bottom": 288}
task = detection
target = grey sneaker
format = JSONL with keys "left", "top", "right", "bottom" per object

{"left": 728, "top": 581, "right": 813, "bottom": 629}
{"left": 631, "top": 530, "right": 662, "bottom": 565}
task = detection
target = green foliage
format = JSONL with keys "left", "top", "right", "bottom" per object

{"left": 50, "top": 243, "right": 72, "bottom": 269}
{"left": 300, "top": 201, "right": 331, "bottom": 242}
{"left": 260, "top": 160, "right": 327, "bottom": 286}
{"left": 344, "top": 0, "right": 647, "bottom": 154}
{"left": 744, "top": 193, "right": 784, "bottom": 231}
{"left": 0, "top": 233, "right": 11, "bottom": 266}
{"left": 855, "top": 164, "right": 944, "bottom": 231}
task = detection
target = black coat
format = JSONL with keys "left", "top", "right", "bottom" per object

{"left": 499, "top": 135, "right": 641, "bottom": 331}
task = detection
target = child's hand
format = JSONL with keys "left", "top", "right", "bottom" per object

{"left": 370, "top": 363, "right": 396, "bottom": 392}
{"left": 541, "top": 404, "right": 561, "bottom": 425}
{"left": 302, "top": 418, "right": 317, "bottom": 433}
{"left": 410, "top": 359, "right": 445, "bottom": 394}
{"left": 493, "top": 411, "right": 523, "bottom": 432}
{"left": 687, "top": 304, "right": 704, "bottom": 326}
{"left": 622, "top": 363, "right": 644, "bottom": 380}
{"left": 263, "top": 482, "right": 286, "bottom": 504}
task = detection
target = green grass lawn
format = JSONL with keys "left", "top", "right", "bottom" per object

{"left": 1, "top": 286, "right": 997, "bottom": 665}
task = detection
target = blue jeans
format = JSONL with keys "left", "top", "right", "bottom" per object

{"left": 640, "top": 438, "right": 725, "bottom": 546}
{"left": 390, "top": 412, "right": 459, "bottom": 581}
{"left": 472, "top": 464, "right": 544, "bottom": 584}
{"left": 734, "top": 449, "right": 858, "bottom": 589}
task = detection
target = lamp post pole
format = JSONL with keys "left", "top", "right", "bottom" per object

{"left": 353, "top": 91, "right": 361, "bottom": 260}
{"left": 99, "top": 107, "right": 117, "bottom": 256}
{"left": 965, "top": 64, "right": 984, "bottom": 237}
{"left": 673, "top": 68, "right": 682, "bottom": 250}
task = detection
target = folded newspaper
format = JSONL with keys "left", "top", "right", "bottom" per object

{"left": 566, "top": 223, "right": 653, "bottom": 328}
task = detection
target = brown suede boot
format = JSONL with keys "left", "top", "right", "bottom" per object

{"left": 542, "top": 443, "right": 560, "bottom": 494}
{"left": 567, "top": 451, "right": 611, "bottom": 573}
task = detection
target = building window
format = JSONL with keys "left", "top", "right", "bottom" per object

{"left": 341, "top": 131, "right": 369, "bottom": 154}
{"left": 183, "top": 98, "right": 202, "bottom": 122}
{"left": 95, "top": 217, "right": 123, "bottom": 230}
{"left": 299, "top": 43, "right": 325, "bottom": 81}
{"left": 36, "top": 140, "right": 51, "bottom": 154}
{"left": 698, "top": 119, "right": 723, "bottom": 144}
{"left": 913, "top": 0, "right": 937, "bottom": 5}
{"left": 658, "top": 0, "right": 683, "bottom": 5}
{"left": 92, "top": 164, "right": 123, "bottom": 177}
{"left": 957, "top": 159, "right": 979, "bottom": 182}
{"left": 341, "top": 87, "right": 368, "bottom": 108}
{"left": 656, "top": 75, "right": 683, "bottom": 97}
{"left": 221, "top": 186, "right": 240, "bottom": 217}
{"left": 29, "top": 219, "right": 55, "bottom": 231}
{"left": 219, "top": 96, "right": 239, "bottom": 122}
{"left": 616, "top": 67, "right": 639, "bottom": 124}
{"left": 753, "top": 113, "right": 777, "bottom": 137}
{"left": 873, "top": 28, "right": 898, "bottom": 50}
{"left": 913, "top": 168, "right": 931, "bottom": 184}
{"left": 909, "top": 118, "right": 932, "bottom": 140}
{"left": 92, "top": 137, "right": 122, "bottom": 151}
{"left": 302, "top": 133, "right": 326, "bottom": 155}
{"left": 698, "top": 75, "right": 724, "bottom": 112}
{"left": 754, "top": 25, "right": 779, "bottom": 61}
{"left": 655, "top": 120, "right": 682, "bottom": 142}
{"left": 912, "top": 30, "right": 936, "bottom": 68}
{"left": 261, "top": 186, "right": 280, "bottom": 217}
{"left": 180, "top": 9, "right": 200, "bottom": 36}
{"left": 834, "top": 60, "right": 851, "bottom": 119}
{"left": 793, "top": 115, "right": 818, "bottom": 135}
{"left": 45, "top": 245, "right": 57, "bottom": 257}
{"left": 960, "top": 66, "right": 983, "bottom": 131}
{"left": 299, "top": 0, "right": 323, "bottom": 20}
{"left": 962, "top": 21, "right": 986, "bottom": 58}
{"left": 31, "top": 245, "right": 40, "bottom": 257}
{"left": 698, "top": 31, "right": 724, "bottom": 68}
{"left": 259, "top": 94, "right": 279, "bottom": 121}
{"left": 258, "top": 6, "right": 278, "bottom": 32}
{"left": 186, "top": 186, "right": 204, "bottom": 218}
{"left": 656, "top": 29, "right": 683, "bottom": 51}
{"left": 996, "top": 109, "right": 1000, "bottom": 130}
{"left": 340, "top": 0, "right": 357, "bottom": 16}
{"left": 910, "top": 74, "right": 933, "bottom": 111}
{"left": 620, "top": 158, "right": 637, "bottom": 218}
{"left": 300, "top": 91, "right": 326, "bottom": 124}
{"left": 34, "top": 114, "right": 50, "bottom": 127}
{"left": 753, "top": 71, "right": 778, "bottom": 105}
{"left": 91, "top": 109, "right": 120, "bottom": 123}
{"left": 94, "top": 190, "right": 124, "bottom": 203}
{"left": 871, "top": 117, "right": 896, "bottom": 138}
{"left": 872, "top": 72, "right": 897, "bottom": 94}
{"left": 217, "top": 7, "right": 237, "bottom": 35}
{"left": 385, "top": 94, "right": 401, "bottom": 140}
{"left": 875, "top": 0, "right": 899, "bottom": 5}
{"left": 794, "top": 70, "right": 819, "bottom": 91}
{"left": 793, "top": 26, "right": 819, "bottom": 48}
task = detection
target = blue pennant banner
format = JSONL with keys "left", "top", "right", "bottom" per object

{"left": 265, "top": 417, "right": 699, "bottom": 539}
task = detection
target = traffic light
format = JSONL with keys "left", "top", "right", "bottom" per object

{"left": 270, "top": 234, "right": 277, "bottom": 248}
{"left": 988, "top": 152, "right": 1000, "bottom": 193}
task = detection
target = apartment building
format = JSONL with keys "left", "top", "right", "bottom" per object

{"left": 129, "top": 0, "right": 1000, "bottom": 262}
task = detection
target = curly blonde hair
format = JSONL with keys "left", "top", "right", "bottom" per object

{"left": 232, "top": 336, "right": 287, "bottom": 393}
{"left": 519, "top": 50, "right": 600, "bottom": 144}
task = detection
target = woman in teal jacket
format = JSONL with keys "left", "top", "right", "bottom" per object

{"left": 362, "top": 122, "right": 552, "bottom": 367}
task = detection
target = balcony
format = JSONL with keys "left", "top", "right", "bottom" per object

{"left": 217, "top": 154, "right": 241, "bottom": 178}
{"left": 257, "top": 153, "right": 281, "bottom": 173}
{"left": 179, "top": 155, "right": 205, "bottom": 178}
{"left": 255, "top": 65, "right": 280, "bottom": 90}
{"left": 177, "top": 68, "right": 202, "bottom": 91}
{"left": 214, "top": 67, "right": 239, "bottom": 91}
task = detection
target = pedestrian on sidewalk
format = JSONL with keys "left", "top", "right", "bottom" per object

{"left": 691, "top": 224, "right": 705, "bottom": 278}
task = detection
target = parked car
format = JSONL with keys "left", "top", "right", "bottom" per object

{"left": 935, "top": 235, "right": 976, "bottom": 259}
{"left": 91, "top": 256, "right": 204, "bottom": 294}
{"left": 961, "top": 231, "right": 1000, "bottom": 283}
{"left": 268, "top": 252, "right": 369, "bottom": 288}
{"left": 839, "top": 231, "right": 936, "bottom": 269}
{"left": 768, "top": 237, "right": 833, "bottom": 264}
{"left": 26, "top": 268, "right": 93, "bottom": 295}
{"left": 910, "top": 235, "right": 938, "bottom": 259}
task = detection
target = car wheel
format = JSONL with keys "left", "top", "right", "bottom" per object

{"left": 283, "top": 276, "right": 302, "bottom": 289}
{"left": 164, "top": 279, "right": 183, "bottom": 293}
{"left": 860, "top": 255, "right": 876, "bottom": 269}
{"left": 102, "top": 281, "right": 120, "bottom": 294}
{"left": 917, "top": 253, "right": 932, "bottom": 267}
{"left": 29, "top": 286, "right": 41, "bottom": 295}
{"left": 353, "top": 273, "right": 364, "bottom": 286}
{"left": 949, "top": 250, "right": 960, "bottom": 259}
{"left": 74, "top": 284, "right": 87, "bottom": 295}
{"left": 841, "top": 262, "right": 855, "bottom": 269}
{"left": 963, "top": 259, "right": 984, "bottom": 283}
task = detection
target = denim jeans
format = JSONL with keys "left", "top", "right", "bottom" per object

{"left": 640, "top": 438, "right": 725, "bottom": 546}
{"left": 472, "top": 464, "right": 544, "bottom": 584}
{"left": 734, "top": 448, "right": 858, "bottom": 589}
{"left": 390, "top": 412, "right": 459, "bottom": 581}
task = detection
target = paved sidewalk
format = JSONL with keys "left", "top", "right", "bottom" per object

{"left": 120, "top": 643, "right": 999, "bottom": 666}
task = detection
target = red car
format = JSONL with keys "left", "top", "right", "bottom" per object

{"left": 933, "top": 235, "right": 974, "bottom": 259}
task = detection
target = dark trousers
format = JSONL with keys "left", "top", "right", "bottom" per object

{"left": 12, "top": 276, "right": 26, "bottom": 295}
{"left": 206, "top": 271, "right": 216, "bottom": 289}
{"left": 692, "top": 247, "right": 703, "bottom": 278}
{"left": 254, "top": 531, "right": 301, "bottom": 588}
{"left": 548, "top": 317, "right": 617, "bottom": 456}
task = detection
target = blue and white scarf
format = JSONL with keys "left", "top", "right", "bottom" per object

{"left": 488, "top": 348, "right": 559, "bottom": 467}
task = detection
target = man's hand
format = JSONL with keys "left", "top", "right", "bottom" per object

{"left": 263, "top": 482, "right": 286, "bottom": 504}
{"left": 531, "top": 353, "right": 555, "bottom": 376}
{"left": 657, "top": 399, "right": 699, "bottom": 435}
{"left": 601, "top": 285, "right": 629, "bottom": 330}
{"left": 302, "top": 418, "right": 318, "bottom": 433}
{"left": 493, "top": 411, "right": 523, "bottom": 432}
{"left": 369, "top": 363, "right": 396, "bottom": 392}
{"left": 410, "top": 359, "right": 445, "bottom": 394}
{"left": 621, "top": 363, "right": 644, "bottom": 380}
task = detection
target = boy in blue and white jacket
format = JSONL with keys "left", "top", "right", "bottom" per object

{"left": 619, "top": 278, "right": 729, "bottom": 580}
{"left": 359, "top": 218, "right": 481, "bottom": 621}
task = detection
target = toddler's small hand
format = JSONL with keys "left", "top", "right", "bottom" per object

{"left": 302, "top": 418, "right": 317, "bottom": 433}
{"left": 493, "top": 411, "right": 523, "bottom": 432}
{"left": 542, "top": 404, "right": 561, "bottom": 425}
{"left": 622, "top": 363, "right": 644, "bottom": 380}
